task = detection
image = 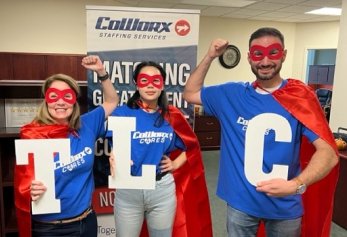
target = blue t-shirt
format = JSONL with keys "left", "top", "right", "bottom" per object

{"left": 108, "top": 105, "right": 186, "bottom": 176}
{"left": 33, "top": 106, "right": 106, "bottom": 221}
{"left": 201, "top": 80, "right": 318, "bottom": 219}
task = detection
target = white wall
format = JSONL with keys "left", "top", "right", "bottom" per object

{"left": 0, "top": 0, "right": 88, "bottom": 53}
{"left": 0, "top": 0, "right": 337, "bottom": 83}
{"left": 293, "top": 22, "right": 340, "bottom": 80}
{"left": 0, "top": 0, "right": 296, "bottom": 84}
{"left": 330, "top": 0, "right": 347, "bottom": 131}
{"left": 0, "top": 0, "right": 345, "bottom": 130}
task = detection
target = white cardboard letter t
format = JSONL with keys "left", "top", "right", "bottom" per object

{"left": 15, "top": 139, "right": 70, "bottom": 214}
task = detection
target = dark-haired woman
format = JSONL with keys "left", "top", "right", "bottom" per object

{"left": 109, "top": 61, "right": 212, "bottom": 237}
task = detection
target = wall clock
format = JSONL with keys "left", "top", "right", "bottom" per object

{"left": 219, "top": 45, "right": 241, "bottom": 69}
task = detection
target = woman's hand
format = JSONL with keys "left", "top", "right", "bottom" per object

{"left": 82, "top": 55, "right": 119, "bottom": 117}
{"left": 109, "top": 151, "right": 134, "bottom": 177}
{"left": 109, "top": 152, "right": 115, "bottom": 177}
{"left": 30, "top": 180, "right": 47, "bottom": 201}
{"left": 160, "top": 155, "right": 174, "bottom": 173}
{"left": 81, "top": 55, "right": 107, "bottom": 76}
{"left": 160, "top": 152, "right": 188, "bottom": 173}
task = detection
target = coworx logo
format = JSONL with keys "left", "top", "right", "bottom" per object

{"left": 95, "top": 17, "right": 191, "bottom": 36}
{"left": 95, "top": 17, "right": 172, "bottom": 33}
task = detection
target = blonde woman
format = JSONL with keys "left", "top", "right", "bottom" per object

{"left": 14, "top": 55, "right": 118, "bottom": 237}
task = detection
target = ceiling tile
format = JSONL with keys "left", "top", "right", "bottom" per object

{"left": 202, "top": 6, "right": 239, "bottom": 16}
{"left": 111, "top": 0, "right": 342, "bottom": 22}
{"left": 245, "top": 2, "right": 289, "bottom": 11}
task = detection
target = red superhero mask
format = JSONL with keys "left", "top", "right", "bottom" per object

{"left": 136, "top": 73, "right": 164, "bottom": 89}
{"left": 45, "top": 88, "right": 77, "bottom": 104}
{"left": 249, "top": 43, "right": 284, "bottom": 61}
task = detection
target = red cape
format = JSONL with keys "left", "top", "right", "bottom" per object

{"left": 140, "top": 106, "right": 213, "bottom": 237}
{"left": 257, "top": 79, "right": 339, "bottom": 237}
{"left": 14, "top": 123, "right": 70, "bottom": 237}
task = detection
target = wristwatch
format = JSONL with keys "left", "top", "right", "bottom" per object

{"left": 293, "top": 177, "right": 307, "bottom": 194}
{"left": 97, "top": 72, "right": 109, "bottom": 81}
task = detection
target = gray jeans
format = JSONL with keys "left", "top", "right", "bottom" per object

{"left": 227, "top": 205, "right": 301, "bottom": 237}
{"left": 114, "top": 173, "right": 176, "bottom": 237}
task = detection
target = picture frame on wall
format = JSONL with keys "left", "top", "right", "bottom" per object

{"left": 5, "top": 98, "right": 42, "bottom": 127}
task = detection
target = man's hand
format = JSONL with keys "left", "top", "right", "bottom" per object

{"left": 208, "top": 39, "right": 229, "bottom": 59}
{"left": 256, "top": 178, "right": 298, "bottom": 197}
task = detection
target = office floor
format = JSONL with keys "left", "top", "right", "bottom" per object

{"left": 202, "top": 150, "right": 347, "bottom": 237}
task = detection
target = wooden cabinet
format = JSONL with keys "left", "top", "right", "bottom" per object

{"left": 0, "top": 129, "right": 20, "bottom": 237}
{"left": 333, "top": 151, "right": 347, "bottom": 230}
{"left": 46, "top": 55, "right": 87, "bottom": 81}
{"left": 194, "top": 115, "right": 221, "bottom": 150}
{"left": 12, "top": 54, "right": 46, "bottom": 80}
{"left": 0, "top": 53, "right": 88, "bottom": 236}
{"left": 0, "top": 53, "right": 12, "bottom": 80}
{"left": 0, "top": 52, "right": 87, "bottom": 81}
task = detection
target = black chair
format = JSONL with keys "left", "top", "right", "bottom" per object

{"left": 315, "top": 88, "right": 332, "bottom": 121}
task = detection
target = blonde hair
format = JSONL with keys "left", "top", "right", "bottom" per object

{"left": 34, "top": 74, "right": 81, "bottom": 129}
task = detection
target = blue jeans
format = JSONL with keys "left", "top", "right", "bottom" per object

{"left": 114, "top": 173, "right": 176, "bottom": 237}
{"left": 32, "top": 210, "right": 97, "bottom": 237}
{"left": 227, "top": 205, "right": 301, "bottom": 237}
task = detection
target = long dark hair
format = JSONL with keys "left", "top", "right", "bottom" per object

{"left": 127, "top": 61, "right": 168, "bottom": 127}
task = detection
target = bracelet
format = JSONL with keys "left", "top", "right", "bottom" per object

{"left": 97, "top": 72, "right": 109, "bottom": 81}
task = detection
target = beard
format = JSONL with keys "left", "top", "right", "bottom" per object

{"left": 251, "top": 64, "right": 282, "bottom": 81}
